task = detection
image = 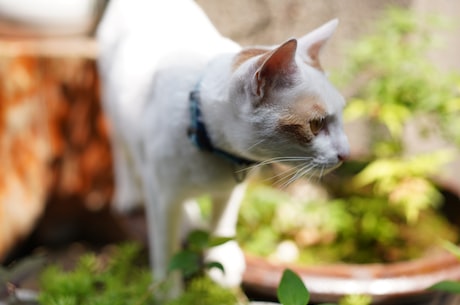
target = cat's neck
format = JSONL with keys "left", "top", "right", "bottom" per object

{"left": 188, "top": 77, "right": 257, "bottom": 168}
{"left": 195, "top": 53, "right": 260, "bottom": 164}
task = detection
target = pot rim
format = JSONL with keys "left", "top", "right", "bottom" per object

{"left": 243, "top": 248, "right": 460, "bottom": 303}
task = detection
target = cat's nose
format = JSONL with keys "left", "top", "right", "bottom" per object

{"left": 336, "top": 135, "right": 350, "bottom": 162}
{"left": 337, "top": 146, "right": 350, "bottom": 162}
{"left": 338, "top": 153, "right": 348, "bottom": 162}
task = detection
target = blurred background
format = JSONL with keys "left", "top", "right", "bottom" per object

{"left": 0, "top": 0, "right": 459, "bottom": 304}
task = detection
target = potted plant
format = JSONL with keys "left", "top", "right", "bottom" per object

{"left": 239, "top": 7, "right": 460, "bottom": 304}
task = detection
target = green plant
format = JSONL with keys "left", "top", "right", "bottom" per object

{"left": 336, "top": 7, "right": 460, "bottom": 222}
{"left": 34, "top": 238, "right": 376, "bottom": 305}
{"left": 278, "top": 269, "right": 310, "bottom": 305}
{"left": 166, "top": 229, "right": 242, "bottom": 305}
{"left": 37, "top": 232, "right": 240, "bottom": 305}
{"left": 165, "top": 276, "right": 238, "bottom": 305}
{"left": 168, "top": 229, "right": 230, "bottom": 279}
{"left": 277, "top": 269, "right": 371, "bottom": 305}
{"left": 38, "top": 243, "right": 156, "bottom": 305}
{"left": 340, "top": 7, "right": 460, "bottom": 146}
{"left": 238, "top": 181, "right": 457, "bottom": 264}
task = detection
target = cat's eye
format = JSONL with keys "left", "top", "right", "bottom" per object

{"left": 309, "top": 117, "right": 325, "bottom": 136}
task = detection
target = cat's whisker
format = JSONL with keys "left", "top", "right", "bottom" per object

{"left": 239, "top": 156, "right": 313, "bottom": 173}
{"left": 238, "top": 156, "right": 317, "bottom": 188}
{"left": 264, "top": 164, "right": 298, "bottom": 184}
{"left": 276, "top": 162, "right": 315, "bottom": 189}
{"left": 246, "top": 139, "right": 266, "bottom": 151}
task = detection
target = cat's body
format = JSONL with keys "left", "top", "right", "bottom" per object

{"left": 97, "top": 0, "right": 349, "bottom": 290}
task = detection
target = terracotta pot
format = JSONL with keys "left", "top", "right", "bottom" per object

{"left": 244, "top": 251, "right": 460, "bottom": 304}
{"left": 243, "top": 180, "right": 460, "bottom": 304}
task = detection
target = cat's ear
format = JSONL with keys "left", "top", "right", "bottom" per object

{"left": 252, "top": 39, "right": 297, "bottom": 99}
{"left": 298, "top": 19, "right": 338, "bottom": 70}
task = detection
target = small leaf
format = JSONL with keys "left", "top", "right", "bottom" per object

{"left": 188, "top": 230, "right": 210, "bottom": 252}
{"left": 205, "top": 262, "right": 225, "bottom": 274}
{"left": 209, "top": 236, "right": 234, "bottom": 248}
{"left": 441, "top": 240, "right": 460, "bottom": 260}
{"left": 168, "top": 250, "right": 200, "bottom": 277}
{"left": 277, "top": 269, "right": 309, "bottom": 305}
{"left": 428, "top": 281, "right": 460, "bottom": 294}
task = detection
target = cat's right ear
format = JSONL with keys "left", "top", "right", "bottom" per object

{"left": 252, "top": 39, "right": 297, "bottom": 100}
{"left": 298, "top": 19, "right": 338, "bottom": 70}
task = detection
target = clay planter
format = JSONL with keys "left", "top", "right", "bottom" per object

{"left": 242, "top": 181, "right": 460, "bottom": 304}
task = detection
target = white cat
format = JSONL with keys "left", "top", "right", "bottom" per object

{"left": 97, "top": 0, "right": 349, "bottom": 291}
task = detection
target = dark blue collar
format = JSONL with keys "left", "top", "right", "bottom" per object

{"left": 187, "top": 84, "right": 257, "bottom": 174}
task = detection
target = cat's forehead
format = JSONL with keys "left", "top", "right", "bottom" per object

{"left": 285, "top": 87, "right": 344, "bottom": 121}
{"left": 299, "top": 68, "right": 346, "bottom": 113}
{"left": 288, "top": 94, "right": 328, "bottom": 118}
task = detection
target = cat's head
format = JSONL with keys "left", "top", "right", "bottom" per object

{"left": 229, "top": 19, "right": 349, "bottom": 177}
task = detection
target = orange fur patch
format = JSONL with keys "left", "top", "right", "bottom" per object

{"left": 277, "top": 96, "right": 327, "bottom": 143}
{"left": 232, "top": 48, "right": 268, "bottom": 71}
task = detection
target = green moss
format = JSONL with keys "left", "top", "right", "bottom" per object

{"left": 38, "top": 244, "right": 156, "bottom": 305}
{"left": 165, "top": 276, "right": 238, "bottom": 305}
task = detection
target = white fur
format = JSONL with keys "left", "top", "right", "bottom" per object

{"left": 97, "top": 0, "right": 349, "bottom": 293}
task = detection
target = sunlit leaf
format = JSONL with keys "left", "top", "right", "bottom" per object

{"left": 441, "top": 240, "right": 460, "bottom": 260}
{"left": 205, "top": 262, "right": 225, "bottom": 274}
{"left": 209, "top": 236, "right": 234, "bottom": 247}
{"left": 168, "top": 250, "right": 200, "bottom": 277}
{"left": 188, "top": 230, "right": 210, "bottom": 252}
{"left": 429, "top": 281, "right": 460, "bottom": 294}
{"left": 277, "top": 269, "right": 309, "bottom": 305}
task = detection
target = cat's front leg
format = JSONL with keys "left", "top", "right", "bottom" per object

{"left": 205, "top": 183, "right": 247, "bottom": 288}
{"left": 143, "top": 168, "right": 184, "bottom": 298}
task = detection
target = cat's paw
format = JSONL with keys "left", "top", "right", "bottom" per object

{"left": 204, "top": 240, "right": 246, "bottom": 288}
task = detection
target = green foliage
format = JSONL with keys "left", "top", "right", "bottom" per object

{"left": 429, "top": 281, "right": 460, "bottom": 294}
{"left": 442, "top": 240, "right": 460, "bottom": 260}
{"left": 335, "top": 6, "right": 460, "bottom": 223}
{"left": 168, "top": 229, "right": 229, "bottom": 278}
{"left": 165, "top": 229, "right": 243, "bottom": 305}
{"left": 276, "top": 269, "right": 371, "bottom": 305}
{"left": 352, "top": 151, "right": 453, "bottom": 222}
{"left": 277, "top": 269, "right": 309, "bottom": 305}
{"left": 339, "top": 7, "right": 460, "bottom": 147}
{"left": 237, "top": 184, "right": 287, "bottom": 256}
{"left": 37, "top": 233, "right": 237, "bottom": 305}
{"left": 338, "top": 294, "right": 372, "bottom": 305}
{"left": 238, "top": 183, "right": 457, "bottom": 264}
{"left": 165, "top": 276, "right": 238, "bottom": 305}
{"left": 38, "top": 243, "right": 156, "bottom": 305}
